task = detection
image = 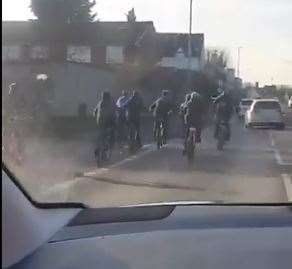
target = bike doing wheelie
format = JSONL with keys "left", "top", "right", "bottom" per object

{"left": 213, "top": 89, "right": 233, "bottom": 151}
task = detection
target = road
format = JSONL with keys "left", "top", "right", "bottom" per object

{"left": 37, "top": 109, "right": 292, "bottom": 207}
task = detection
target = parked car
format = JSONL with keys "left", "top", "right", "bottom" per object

{"left": 288, "top": 96, "right": 292, "bottom": 108}
{"left": 245, "top": 99, "right": 285, "bottom": 129}
{"left": 238, "top": 99, "right": 254, "bottom": 119}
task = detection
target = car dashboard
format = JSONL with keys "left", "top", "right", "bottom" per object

{"left": 10, "top": 205, "right": 292, "bottom": 269}
{"left": 3, "top": 170, "right": 292, "bottom": 269}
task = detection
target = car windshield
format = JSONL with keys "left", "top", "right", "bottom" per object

{"left": 2, "top": 0, "right": 292, "bottom": 208}
{"left": 254, "top": 101, "right": 281, "bottom": 110}
{"left": 241, "top": 100, "right": 253, "bottom": 106}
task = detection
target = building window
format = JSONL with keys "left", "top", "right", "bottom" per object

{"left": 67, "top": 45, "right": 91, "bottom": 63}
{"left": 106, "top": 46, "right": 124, "bottom": 64}
{"left": 31, "top": 46, "right": 49, "bottom": 60}
{"left": 2, "top": 46, "right": 21, "bottom": 61}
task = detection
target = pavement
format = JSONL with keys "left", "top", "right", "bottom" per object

{"left": 21, "top": 108, "right": 291, "bottom": 207}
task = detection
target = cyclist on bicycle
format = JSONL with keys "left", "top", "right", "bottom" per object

{"left": 183, "top": 91, "right": 205, "bottom": 155}
{"left": 179, "top": 93, "right": 192, "bottom": 138}
{"left": 124, "top": 90, "right": 144, "bottom": 149}
{"left": 116, "top": 90, "right": 130, "bottom": 145}
{"left": 93, "top": 91, "right": 116, "bottom": 151}
{"left": 213, "top": 89, "right": 234, "bottom": 141}
{"left": 149, "top": 90, "right": 173, "bottom": 142}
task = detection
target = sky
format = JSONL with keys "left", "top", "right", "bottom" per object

{"left": 2, "top": 0, "right": 292, "bottom": 86}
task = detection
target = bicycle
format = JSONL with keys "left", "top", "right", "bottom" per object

{"left": 128, "top": 122, "right": 141, "bottom": 154}
{"left": 216, "top": 121, "right": 229, "bottom": 151}
{"left": 155, "top": 118, "right": 167, "bottom": 150}
{"left": 185, "top": 126, "right": 197, "bottom": 162}
{"left": 94, "top": 127, "right": 114, "bottom": 167}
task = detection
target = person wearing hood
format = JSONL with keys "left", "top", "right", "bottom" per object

{"left": 116, "top": 90, "right": 130, "bottom": 145}
{"left": 93, "top": 91, "right": 116, "bottom": 149}
{"left": 213, "top": 89, "right": 234, "bottom": 141}
{"left": 124, "top": 90, "right": 145, "bottom": 148}
{"left": 183, "top": 91, "right": 205, "bottom": 154}
{"left": 149, "top": 90, "right": 174, "bottom": 142}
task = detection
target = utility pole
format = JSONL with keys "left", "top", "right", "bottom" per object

{"left": 187, "top": 0, "right": 194, "bottom": 90}
{"left": 237, "top": 47, "right": 242, "bottom": 78}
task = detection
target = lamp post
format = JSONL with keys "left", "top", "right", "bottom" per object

{"left": 187, "top": 0, "right": 194, "bottom": 90}
{"left": 237, "top": 47, "right": 242, "bottom": 78}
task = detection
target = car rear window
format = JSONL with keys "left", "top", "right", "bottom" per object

{"left": 254, "top": 101, "right": 281, "bottom": 110}
{"left": 241, "top": 100, "right": 253, "bottom": 106}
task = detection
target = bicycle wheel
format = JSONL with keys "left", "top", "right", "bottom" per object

{"left": 103, "top": 145, "right": 112, "bottom": 162}
{"left": 128, "top": 125, "right": 136, "bottom": 154}
{"left": 162, "top": 126, "right": 167, "bottom": 145}
{"left": 95, "top": 148, "right": 103, "bottom": 167}
{"left": 186, "top": 132, "right": 195, "bottom": 161}
{"left": 157, "top": 125, "right": 163, "bottom": 150}
{"left": 217, "top": 128, "right": 225, "bottom": 151}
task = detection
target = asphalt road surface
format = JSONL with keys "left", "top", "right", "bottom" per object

{"left": 38, "top": 109, "right": 292, "bottom": 207}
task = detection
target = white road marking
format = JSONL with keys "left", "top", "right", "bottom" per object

{"left": 42, "top": 144, "right": 156, "bottom": 198}
{"left": 40, "top": 178, "right": 78, "bottom": 201}
{"left": 42, "top": 142, "right": 170, "bottom": 198}
{"left": 269, "top": 132, "right": 292, "bottom": 166}
{"left": 282, "top": 174, "right": 292, "bottom": 202}
{"left": 84, "top": 143, "right": 155, "bottom": 177}
{"left": 270, "top": 133, "right": 275, "bottom": 147}
{"left": 274, "top": 148, "right": 284, "bottom": 165}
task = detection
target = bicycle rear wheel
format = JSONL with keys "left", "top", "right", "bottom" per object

{"left": 157, "top": 126, "right": 163, "bottom": 150}
{"left": 95, "top": 148, "right": 103, "bottom": 167}
{"left": 186, "top": 133, "right": 195, "bottom": 161}
{"left": 217, "top": 130, "right": 225, "bottom": 151}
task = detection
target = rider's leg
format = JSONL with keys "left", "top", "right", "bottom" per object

{"left": 109, "top": 122, "right": 115, "bottom": 149}
{"left": 163, "top": 117, "right": 169, "bottom": 141}
{"left": 135, "top": 120, "right": 142, "bottom": 147}
{"left": 196, "top": 125, "right": 202, "bottom": 143}
{"left": 226, "top": 121, "right": 231, "bottom": 141}
{"left": 153, "top": 119, "right": 158, "bottom": 139}
{"left": 183, "top": 124, "right": 190, "bottom": 155}
{"left": 214, "top": 120, "right": 220, "bottom": 138}
{"left": 116, "top": 120, "right": 122, "bottom": 145}
{"left": 128, "top": 121, "right": 135, "bottom": 146}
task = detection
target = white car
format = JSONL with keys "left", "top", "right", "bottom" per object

{"left": 238, "top": 99, "right": 254, "bottom": 119}
{"left": 288, "top": 96, "right": 292, "bottom": 108}
{"left": 245, "top": 99, "right": 285, "bottom": 129}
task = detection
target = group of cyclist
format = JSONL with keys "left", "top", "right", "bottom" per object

{"left": 93, "top": 90, "right": 145, "bottom": 153}
{"left": 93, "top": 87, "right": 234, "bottom": 156}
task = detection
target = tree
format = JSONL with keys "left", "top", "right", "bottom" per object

{"left": 205, "top": 48, "right": 230, "bottom": 85}
{"left": 126, "top": 8, "right": 136, "bottom": 23}
{"left": 30, "top": 0, "right": 97, "bottom": 23}
{"left": 206, "top": 48, "right": 229, "bottom": 68}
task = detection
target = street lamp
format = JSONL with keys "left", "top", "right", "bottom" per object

{"left": 237, "top": 46, "right": 242, "bottom": 78}
{"left": 187, "top": 0, "right": 194, "bottom": 89}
